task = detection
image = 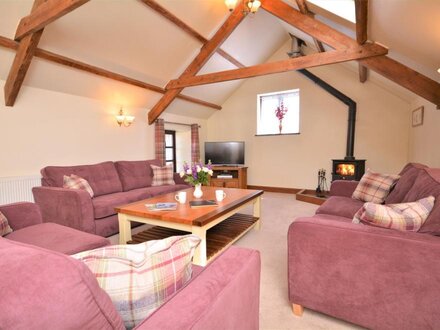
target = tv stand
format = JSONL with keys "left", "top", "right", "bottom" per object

{"left": 210, "top": 166, "right": 247, "bottom": 189}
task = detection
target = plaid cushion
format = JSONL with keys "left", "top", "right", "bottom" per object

{"left": 150, "top": 164, "right": 175, "bottom": 186}
{"left": 0, "top": 211, "right": 13, "bottom": 236}
{"left": 352, "top": 169, "right": 400, "bottom": 203}
{"left": 73, "top": 235, "right": 200, "bottom": 329}
{"left": 63, "top": 174, "right": 94, "bottom": 197}
{"left": 353, "top": 196, "right": 435, "bottom": 231}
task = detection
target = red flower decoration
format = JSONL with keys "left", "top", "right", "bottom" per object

{"left": 275, "top": 101, "right": 288, "bottom": 120}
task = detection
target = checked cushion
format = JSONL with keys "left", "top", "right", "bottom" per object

{"left": 63, "top": 174, "right": 94, "bottom": 197}
{"left": 150, "top": 164, "right": 175, "bottom": 186}
{"left": 0, "top": 211, "right": 13, "bottom": 237}
{"left": 73, "top": 235, "right": 200, "bottom": 329}
{"left": 352, "top": 169, "right": 400, "bottom": 204}
{"left": 353, "top": 196, "right": 435, "bottom": 232}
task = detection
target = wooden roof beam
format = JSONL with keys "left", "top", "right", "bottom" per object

{"left": 355, "top": 0, "right": 369, "bottom": 82}
{"left": 138, "top": 0, "right": 245, "bottom": 68}
{"left": 166, "top": 44, "right": 388, "bottom": 89}
{"left": 295, "top": 0, "right": 325, "bottom": 52}
{"left": 262, "top": 0, "right": 440, "bottom": 106}
{"left": 147, "top": 3, "right": 247, "bottom": 124}
{"left": 15, "top": 0, "right": 90, "bottom": 41}
{"left": 0, "top": 35, "right": 221, "bottom": 110}
{"left": 4, "top": 0, "right": 46, "bottom": 106}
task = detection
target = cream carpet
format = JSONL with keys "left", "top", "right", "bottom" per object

{"left": 109, "top": 192, "right": 362, "bottom": 329}
{"left": 233, "top": 192, "right": 362, "bottom": 330}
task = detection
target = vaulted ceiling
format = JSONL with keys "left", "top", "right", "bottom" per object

{"left": 0, "top": 0, "right": 439, "bottom": 120}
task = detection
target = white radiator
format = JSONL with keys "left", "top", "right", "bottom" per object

{"left": 0, "top": 175, "right": 41, "bottom": 205}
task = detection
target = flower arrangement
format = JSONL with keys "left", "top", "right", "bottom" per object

{"left": 180, "top": 161, "right": 213, "bottom": 186}
{"left": 275, "top": 101, "right": 288, "bottom": 133}
{"left": 275, "top": 101, "right": 288, "bottom": 121}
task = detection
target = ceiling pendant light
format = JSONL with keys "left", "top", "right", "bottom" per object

{"left": 225, "top": 0, "right": 237, "bottom": 12}
{"left": 225, "top": 0, "right": 261, "bottom": 15}
{"left": 247, "top": 0, "right": 261, "bottom": 14}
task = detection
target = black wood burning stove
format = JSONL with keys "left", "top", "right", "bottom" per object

{"left": 298, "top": 69, "right": 366, "bottom": 183}
{"left": 332, "top": 159, "right": 365, "bottom": 181}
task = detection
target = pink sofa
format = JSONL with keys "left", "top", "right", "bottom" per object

{"left": 0, "top": 202, "right": 109, "bottom": 254}
{"left": 0, "top": 237, "right": 261, "bottom": 329}
{"left": 33, "top": 160, "right": 190, "bottom": 237}
{"left": 288, "top": 163, "right": 440, "bottom": 329}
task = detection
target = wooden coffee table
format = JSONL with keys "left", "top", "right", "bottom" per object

{"left": 116, "top": 186, "right": 263, "bottom": 266}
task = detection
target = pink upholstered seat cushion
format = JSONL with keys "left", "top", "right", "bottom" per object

{"left": 143, "top": 184, "right": 189, "bottom": 198}
{"left": 115, "top": 159, "right": 161, "bottom": 191}
{"left": 41, "top": 161, "right": 123, "bottom": 197}
{"left": 92, "top": 188, "right": 151, "bottom": 219}
{"left": 0, "top": 238, "right": 124, "bottom": 329}
{"left": 92, "top": 185, "right": 189, "bottom": 219}
{"left": 316, "top": 196, "right": 364, "bottom": 219}
{"left": 5, "top": 222, "right": 110, "bottom": 254}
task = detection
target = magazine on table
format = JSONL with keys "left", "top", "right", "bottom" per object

{"left": 145, "top": 202, "right": 178, "bottom": 211}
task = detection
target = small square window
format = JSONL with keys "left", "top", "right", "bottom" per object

{"left": 256, "top": 89, "right": 300, "bottom": 136}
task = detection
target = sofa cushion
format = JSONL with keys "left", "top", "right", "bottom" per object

{"left": 115, "top": 159, "right": 161, "bottom": 191}
{"left": 316, "top": 196, "right": 364, "bottom": 219}
{"left": 92, "top": 188, "right": 151, "bottom": 219}
{"left": 63, "top": 174, "right": 94, "bottom": 197}
{"left": 0, "top": 238, "right": 124, "bottom": 329}
{"left": 401, "top": 169, "right": 440, "bottom": 235}
{"left": 151, "top": 164, "right": 175, "bottom": 186}
{"left": 73, "top": 235, "right": 201, "bottom": 329}
{"left": 352, "top": 169, "right": 400, "bottom": 204}
{"left": 145, "top": 184, "right": 189, "bottom": 197}
{"left": 41, "top": 161, "right": 123, "bottom": 197}
{"left": 353, "top": 196, "right": 435, "bottom": 232}
{"left": 5, "top": 222, "right": 110, "bottom": 254}
{"left": 385, "top": 163, "right": 428, "bottom": 204}
{"left": 92, "top": 185, "right": 189, "bottom": 220}
{"left": 0, "top": 211, "right": 12, "bottom": 236}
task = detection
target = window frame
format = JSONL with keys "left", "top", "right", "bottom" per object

{"left": 165, "top": 130, "right": 177, "bottom": 172}
{"left": 256, "top": 89, "right": 300, "bottom": 137}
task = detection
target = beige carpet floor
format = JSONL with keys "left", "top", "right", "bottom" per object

{"left": 233, "top": 192, "right": 362, "bottom": 330}
{"left": 109, "top": 192, "right": 362, "bottom": 330}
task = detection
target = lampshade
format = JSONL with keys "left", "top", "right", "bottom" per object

{"left": 116, "top": 108, "right": 135, "bottom": 127}
{"left": 247, "top": 0, "right": 261, "bottom": 13}
{"left": 225, "top": 0, "right": 237, "bottom": 11}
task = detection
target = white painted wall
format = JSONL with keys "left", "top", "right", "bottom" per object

{"left": 408, "top": 97, "right": 440, "bottom": 167}
{"left": 207, "top": 41, "right": 411, "bottom": 189}
{"left": 0, "top": 79, "right": 206, "bottom": 177}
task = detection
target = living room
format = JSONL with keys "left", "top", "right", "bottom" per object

{"left": 1, "top": 0, "right": 440, "bottom": 329}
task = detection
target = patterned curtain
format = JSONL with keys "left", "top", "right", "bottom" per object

{"left": 155, "top": 119, "right": 165, "bottom": 166}
{"left": 191, "top": 124, "right": 200, "bottom": 164}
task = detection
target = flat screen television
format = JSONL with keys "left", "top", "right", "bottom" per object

{"left": 205, "top": 141, "right": 245, "bottom": 166}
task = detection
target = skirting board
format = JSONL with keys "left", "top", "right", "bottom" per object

{"left": 247, "top": 185, "right": 301, "bottom": 194}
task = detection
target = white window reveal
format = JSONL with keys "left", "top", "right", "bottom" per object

{"left": 256, "top": 89, "right": 300, "bottom": 136}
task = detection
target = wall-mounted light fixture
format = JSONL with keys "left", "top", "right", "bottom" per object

{"left": 115, "top": 107, "right": 135, "bottom": 127}
{"left": 225, "top": 0, "right": 261, "bottom": 15}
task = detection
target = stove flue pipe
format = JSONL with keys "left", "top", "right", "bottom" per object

{"left": 297, "top": 69, "right": 356, "bottom": 161}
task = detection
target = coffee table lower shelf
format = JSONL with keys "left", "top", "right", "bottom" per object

{"left": 128, "top": 213, "right": 258, "bottom": 260}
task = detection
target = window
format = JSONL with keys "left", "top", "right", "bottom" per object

{"left": 165, "top": 130, "right": 176, "bottom": 172}
{"left": 256, "top": 89, "right": 300, "bottom": 136}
